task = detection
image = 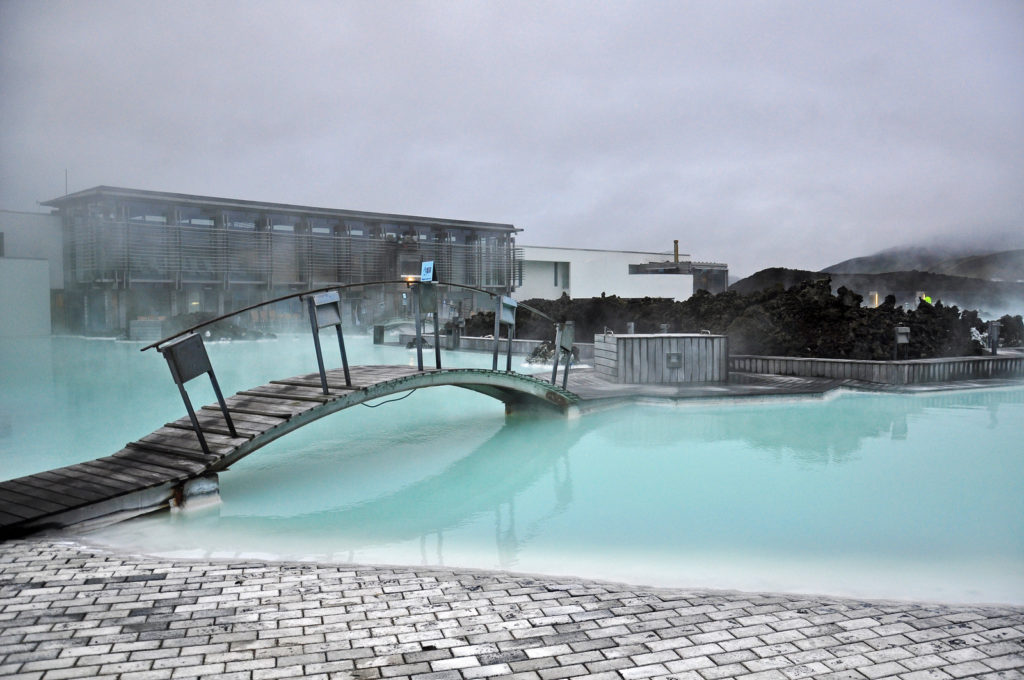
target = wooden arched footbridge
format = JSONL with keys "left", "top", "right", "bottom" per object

{"left": 150, "top": 364, "right": 580, "bottom": 474}
{"left": 0, "top": 281, "right": 580, "bottom": 539}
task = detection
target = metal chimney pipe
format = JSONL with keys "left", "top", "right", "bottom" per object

{"left": 673, "top": 240, "right": 679, "bottom": 263}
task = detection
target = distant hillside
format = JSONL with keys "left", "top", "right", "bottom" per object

{"left": 823, "top": 246, "right": 963, "bottom": 275}
{"left": 931, "top": 249, "right": 1024, "bottom": 281}
{"left": 823, "top": 245, "right": 1024, "bottom": 281}
{"left": 730, "top": 267, "right": 1024, "bottom": 316}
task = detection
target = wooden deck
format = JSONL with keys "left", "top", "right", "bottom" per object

{"left": 0, "top": 365, "right": 580, "bottom": 539}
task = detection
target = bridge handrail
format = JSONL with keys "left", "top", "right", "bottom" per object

{"left": 141, "top": 280, "right": 557, "bottom": 352}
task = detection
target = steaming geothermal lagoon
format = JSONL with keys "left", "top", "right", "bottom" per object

{"left": 1, "top": 334, "right": 1022, "bottom": 604}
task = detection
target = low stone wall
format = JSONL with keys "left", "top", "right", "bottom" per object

{"left": 730, "top": 354, "right": 1024, "bottom": 385}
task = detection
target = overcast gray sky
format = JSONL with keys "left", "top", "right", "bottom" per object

{"left": 2, "top": 0, "right": 1022, "bottom": 276}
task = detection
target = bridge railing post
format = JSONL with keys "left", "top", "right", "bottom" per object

{"left": 412, "top": 284, "right": 423, "bottom": 371}
{"left": 551, "top": 324, "right": 562, "bottom": 385}
{"left": 305, "top": 290, "right": 351, "bottom": 394}
{"left": 550, "top": 321, "right": 575, "bottom": 388}
{"left": 560, "top": 321, "right": 575, "bottom": 389}
{"left": 492, "top": 296, "right": 517, "bottom": 372}
{"left": 492, "top": 297, "right": 501, "bottom": 370}
{"left": 432, "top": 286, "right": 441, "bottom": 370}
{"left": 411, "top": 282, "right": 442, "bottom": 371}
{"left": 157, "top": 333, "right": 237, "bottom": 455}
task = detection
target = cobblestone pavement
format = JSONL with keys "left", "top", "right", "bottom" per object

{"left": 1, "top": 539, "right": 1021, "bottom": 680}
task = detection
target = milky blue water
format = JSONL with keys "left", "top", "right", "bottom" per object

{"left": 2, "top": 336, "right": 1022, "bottom": 604}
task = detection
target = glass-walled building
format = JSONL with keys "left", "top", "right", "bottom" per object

{"left": 43, "top": 186, "right": 521, "bottom": 335}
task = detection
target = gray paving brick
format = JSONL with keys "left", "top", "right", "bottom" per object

{"left": 464, "top": 663, "right": 513, "bottom": 678}
{"left": 617, "top": 663, "right": 669, "bottom": 679}
{"left": 660, "top": 655, "right": 713, "bottom": 674}
{"left": 586, "top": 656, "right": 636, "bottom": 673}
{"left": 985, "top": 653, "right": 1024, "bottom": 670}
{"left": 411, "top": 671, "right": 463, "bottom": 680}
{"left": 899, "top": 670, "right": 953, "bottom": 680}
{"left": 523, "top": 643, "right": 571, "bottom": 659}
{"left": 118, "top": 671, "right": 175, "bottom": 680}
{"left": 858, "top": 660, "right": 908, "bottom": 678}
{"left": 866, "top": 646, "right": 914, "bottom": 663}
{"left": 509, "top": 657, "right": 559, "bottom": 673}
{"left": 430, "top": 655, "right": 480, "bottom": 671}
{"left": 631, "top": 649, "right": 678, "bottom": 665}
{"left": 719, "top": 635, "right": 763, "bottom": 652}
{"left": 815, "top": 672, "right": 869, "bottom": 680}
{"left": 479, "top": 650, "right": 530, "bottom": 666}
{"left": 945, "top": 659, "right": 997, "bottom": 677}
{"left": 780, "top": 661, "right": 831, "bottom": 678}
{"left": 701, "top": 662, "right": 750, "bottom": 679}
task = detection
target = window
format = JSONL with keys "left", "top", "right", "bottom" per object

{"left": 308, "top": 217, "right": 337, "bottom": 235}
{"left": 126, "top": 202, "right": 168, "bottom": 224}
{"left": 226, "top": 211, "right": 257, "bottom": 230}
{"left": 177, "top": 206, "right": 216, "bottom": 227}
{"left": 269, "top": 214, "right": 300, "bottom": 232}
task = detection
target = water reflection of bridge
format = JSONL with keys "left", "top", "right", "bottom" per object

{"left": 0, "top": 363, "right": 581, "bottom": 539}
{"left": 131, "top": 418, "right": 582, "bottom": 570}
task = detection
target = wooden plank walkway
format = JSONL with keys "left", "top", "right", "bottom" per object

{"left": 0, "top": 365, "right": 432, "bottom": 539}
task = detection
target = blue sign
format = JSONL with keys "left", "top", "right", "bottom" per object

{"left": 420, "top": 261, "right": 434, "bottom": 282}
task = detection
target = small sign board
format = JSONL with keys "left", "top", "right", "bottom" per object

{"left": 311, "top": 291, "right": 342, "bottom": 328}
{"left": 420, "top": 261, "right": 434, "bottom": 283}
{"left": 417, "top": 282, "right": 437, "bottom": 309}
{"left": 895, "top": 326, "right": 910, "bottom": 344}
{"left": 499, "top": 296, "right": 517, "bottom": 326}
{"left": 160, "top": 333, "right": 212, "bottom": 385}
{"left": 559, "top": 322, "right": 574, "bottom": 352}
{"left": 313, "top": 290, "right": 340, "bottom": 306}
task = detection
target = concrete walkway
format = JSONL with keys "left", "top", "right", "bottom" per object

{"left": 1, "top": 539, "right": 1021, "bottom": 680}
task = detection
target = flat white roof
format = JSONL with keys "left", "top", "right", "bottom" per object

{"left": 521, "top": 244, "right": 690, "bottom": 257}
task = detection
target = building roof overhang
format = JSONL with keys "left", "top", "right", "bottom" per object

{"left": 41, "top": 185, "right": 520, "bottom": 233}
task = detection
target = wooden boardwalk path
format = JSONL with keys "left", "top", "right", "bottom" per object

{"left": 0, "top": 365, "right": 579, "bottom": 539}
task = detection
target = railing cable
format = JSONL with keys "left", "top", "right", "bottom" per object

{"left": 360, "top": 389, "right": 418, "bottom": 407}
{"left": 141, "top": 280, "right": 556, "bottom": 352}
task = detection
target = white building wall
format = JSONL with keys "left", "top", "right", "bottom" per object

{"left": 0, "top": 258, "right": 51, "bottom": 336}
{"left": 518, "top": 246, "right": 695, "bottom": 301}
{"left": 519, "top": 259, "right": 571, "bottom": 300}
{"left": 0, "top": 210, "right": 63, "bottom": 289}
